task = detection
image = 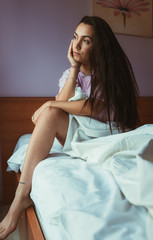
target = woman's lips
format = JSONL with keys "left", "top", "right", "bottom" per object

{"left": 73, "top": 51, "right": 80, "bottom": 56}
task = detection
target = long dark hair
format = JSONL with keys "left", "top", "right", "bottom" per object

{"left": 80, "top": 16, "right": 139, "bottom": 132}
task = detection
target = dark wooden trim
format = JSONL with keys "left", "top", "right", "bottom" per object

{"left": 137, "top": 96, "right": 153, "bottom": 126}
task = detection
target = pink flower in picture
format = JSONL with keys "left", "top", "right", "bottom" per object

{"left": 96, "top": 0, "right": 150, "bottom": 27}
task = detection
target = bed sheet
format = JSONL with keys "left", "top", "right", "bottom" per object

{"left": 7, "top": 134, "right": 148, "bottom": 240}
{"left": 31, "top": 155, "right": 147, "bottom": 240}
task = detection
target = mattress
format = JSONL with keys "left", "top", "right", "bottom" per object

{"left": 7, "top": 133, "right": 150, "bottom": 240}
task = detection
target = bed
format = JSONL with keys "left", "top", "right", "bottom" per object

{"left": 0, "top": 96, "right": 153, "bottom": 240}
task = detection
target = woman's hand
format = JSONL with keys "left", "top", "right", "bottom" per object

{"left": 67, "top": 40, "right": 80, "bottom": 68}
{"left": 31, "top": 101, "right": 51, "bottom": 125}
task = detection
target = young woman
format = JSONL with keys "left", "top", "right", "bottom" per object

{"left": 0, "top": 16, "right": 139, "bottom": 239}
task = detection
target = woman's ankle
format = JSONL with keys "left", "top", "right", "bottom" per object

{"left": 15, "top": 182, "right": 31, "bottom": 199}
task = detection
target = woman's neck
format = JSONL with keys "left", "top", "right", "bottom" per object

{"left": 80, "top": 65, "right": 91, "bottom": 76}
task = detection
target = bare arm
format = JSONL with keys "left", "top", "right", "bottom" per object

{"left": 56, "top": 40, "right": 81, "bottom": 101}
{"left": 48, "top": 99, "right": 91, "bottom": 116}
{"left": 56, "top": 67, "right": 79, "bottom": 101}
{"left": 32, "top": 99, "right": 104, "bottom": 125}
{"left": 50, "top": 99, "right": 104, "bottom": 116}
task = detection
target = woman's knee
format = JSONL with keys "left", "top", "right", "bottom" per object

{"left": 42, "top": 106, "right": 64, "bottom": 121}
{"left": 36, "top": 106, "right": 69, "bottom": 144}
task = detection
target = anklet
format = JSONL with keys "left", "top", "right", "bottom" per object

{"left": 19, "top": 181, "right": 25, "bottom": 184}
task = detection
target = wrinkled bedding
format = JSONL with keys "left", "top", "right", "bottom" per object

{"left": 31, "top": 155, "right": 147, "bottom": 240}
{"left": 7, "top": 123, "right": 153, "bottom": 240}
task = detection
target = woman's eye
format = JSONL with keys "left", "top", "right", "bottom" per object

{"left": 73, "top": 35, "right": 77, "bottom": 40}
{"left": 84, "top": 39, "right": 90, "bottom": 44}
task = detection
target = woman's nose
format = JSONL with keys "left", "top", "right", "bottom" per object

{"left": 75, "top": 40, "right": 81, "bottom": 50}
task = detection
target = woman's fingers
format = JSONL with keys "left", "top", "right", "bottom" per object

{"left": 67, "top": 40, "right": 79, "bottom": 67}
{"left": 31, "top": 105, "right": 44, "bottom": 124}
{"left": 67, "top": 40, "right": 73, "bottom": 60}
{"left": 31, "top": 101, "right": 52, "bottom": 125}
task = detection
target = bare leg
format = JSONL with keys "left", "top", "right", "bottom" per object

{"left": 0, "top": 107, "right": 69, "bottom": 239}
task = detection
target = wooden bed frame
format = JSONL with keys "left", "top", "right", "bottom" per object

{"left": 0, "top": 96, "right": 153, "bottom": 240}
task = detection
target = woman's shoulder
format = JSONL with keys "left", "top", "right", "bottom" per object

{"left": 60, "top": 68, "right": 70, "bottom": 78}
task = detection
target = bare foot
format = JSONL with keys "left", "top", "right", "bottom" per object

{"left": 0, "top": 193, "right": 33, "bottom": 239}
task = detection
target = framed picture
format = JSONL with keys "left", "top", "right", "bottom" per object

{"left": 92, "top": 0, "right": 153, "bottom": 37}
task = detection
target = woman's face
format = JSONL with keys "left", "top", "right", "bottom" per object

{"left": 72, "top": 23, "right": 94, "bottom": 67}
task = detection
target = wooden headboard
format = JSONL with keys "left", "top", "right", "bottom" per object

{"left": 0, "top": 96, "right": 153, "bottom": 203}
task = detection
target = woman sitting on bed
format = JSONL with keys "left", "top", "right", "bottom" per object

{"left": 0, "top": 16, "right": 139, "bottom": 239}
